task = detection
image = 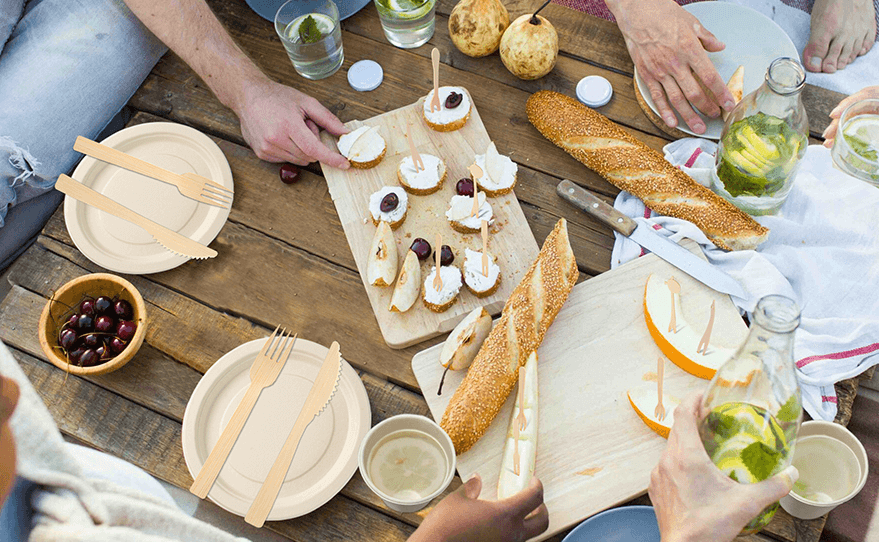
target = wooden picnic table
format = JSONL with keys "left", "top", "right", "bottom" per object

{"left": 0, "top": 1, "right": 871, "bottom": 541}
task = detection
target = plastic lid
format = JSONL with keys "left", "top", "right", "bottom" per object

{"left": 348, "top": 60, "right": 383, "bottom": 92}
{"left": 576, "top": 76, "right": 613, "bottom": 108}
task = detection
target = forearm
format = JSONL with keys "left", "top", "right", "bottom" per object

{"left": 122, "top": 0, "right": 269, "bottom": 113}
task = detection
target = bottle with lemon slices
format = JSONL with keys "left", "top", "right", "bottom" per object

{"left": 712, "top": 58, "right": 809, "bottom": 215}
{"left": 698, "top": 295, "right": 802, "bottom": 534}
{"left": 374, "top": 0, "right": 437, "bottom": 48}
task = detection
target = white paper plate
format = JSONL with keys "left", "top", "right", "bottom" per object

{"left": 65, "top": 122, "right": 233, "bottom": 274}
{"left": 634, "top": 2, "right": 799, "bottom": 139}
{"left": 181, "top": 338, "right": 371, "bottom": 521}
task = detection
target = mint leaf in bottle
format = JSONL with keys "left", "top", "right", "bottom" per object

{"left": 741, "top": 441, "right": 781, "bottom": 481}
{"left": 299, "top": 15, "right": 324, "bottom": 44}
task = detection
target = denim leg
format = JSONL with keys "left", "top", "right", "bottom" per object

{"left": 0, "top": 0, "right": 167, "bottom": 263}
{"left": 0, "top": 0, "right": 24, "bottom": 50}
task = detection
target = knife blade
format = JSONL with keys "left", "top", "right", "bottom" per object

{"left": 245, "top": 341, "right": 342, "bottom": 527}
{"left": 56, "top": 174, "right": 217, "bottom": 260}
{"left": 557, "top": 180, "right": 746, "bottom": 299}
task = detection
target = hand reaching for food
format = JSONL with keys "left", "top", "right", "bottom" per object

{"left": 236, "top": 77, "right": 350, "bottom": 168}
{"left": 649, "top": 393, "right": 799, "bottom": 542}
{"left": 408, "top": 475, "right": 549, "bottom": 542}
{"left": 605, "top": 0, "right": 735, "bottom": 134}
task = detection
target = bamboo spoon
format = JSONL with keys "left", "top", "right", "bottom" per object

{"left": 430, "top": 48, "right": 441, "bottom": 112}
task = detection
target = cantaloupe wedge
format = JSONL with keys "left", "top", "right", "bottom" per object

{"left": 643, "top": 274, "right": 734, "bottom": 380}
{"left": 498, "top": 351, "right": 538, "bottom": 500}
{"left": 627, "top": 386, "right": 679, "bottom": 439}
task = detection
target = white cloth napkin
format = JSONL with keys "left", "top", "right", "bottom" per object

{"left": 611, "top": 139, "right": 879, "bottom": 421}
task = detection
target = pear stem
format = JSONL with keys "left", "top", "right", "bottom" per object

{"left": 437, "top": 365, "right": 451, "bottom": 396}
{"left": 530, "top": 0, "right": 551, "bottom": 24}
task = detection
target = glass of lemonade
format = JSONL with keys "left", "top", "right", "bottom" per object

{"left": 831, "top": 98, "right": 879, "bottom": 186}
{"left": 274, "top": 0, "right": 344, "bottom": 80}
{"left": 374, "top": 0, "right": 437, "bottom": 49}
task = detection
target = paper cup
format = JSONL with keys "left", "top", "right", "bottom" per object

{"left": 358, "top": 414, "right": 456, "bottom": 513}
{"left": 780, "top": 421, "right": 868, "bottom": 520}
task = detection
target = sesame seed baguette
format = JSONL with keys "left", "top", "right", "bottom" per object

{"left": 440, "top": 219, "right": 578, "bottom": 455}
{"left": 526, "top": 91, "right": 769, "bottom": 251}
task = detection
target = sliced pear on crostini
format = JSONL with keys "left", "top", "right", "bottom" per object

{"left": 627, "top": 385, "right": 679, "bottom": 439}
{"left": 436, "top": 307, "right": 492, "bottom": 395}
{"left": 347, "top": 126, "right": 382, "bottom": 161}
{"left": 643, "top": 274, "right": 734, "bottom": 380}
{"left": 389, "top": 250, "right": 421, "bottom": 312}
{"left": 367, "top": 221, "right": 397, "bottom": 287}
{"left": 498, "top": 351, "right": 538, "bottom": 500}
{"left": 484, "top": 141, "right": 505, "bottom": 183}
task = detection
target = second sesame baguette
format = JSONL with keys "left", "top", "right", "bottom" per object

{"left": 440, "top": 219, "right": 578, "bottom": 455}
{"left": 526, "top": 90, "right": 769, "bottom": 251}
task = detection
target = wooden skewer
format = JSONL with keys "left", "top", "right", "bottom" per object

{"left": 405, "top": 124, "right": 424, "bottom": 172}
{"left": 697, "top": 300, "right": 716, "bottom": 355}
{"left": 512, "top": 416, "right": 520, "bottom": 476}
{"left": 666, "top": 278, "right": 680, "bottom": 333}
{"left": 430, "top": 48, "right": 441, "bottom": 113}
{"left": 481, "top": 220, "right": 489, "bottom": 277}
{"left": 516, "top": 366, "right": 527, "bottom": 431}
{"left": 433, "top": 233, "right": 443, "bottom": 291}
{"left": 471, "top": 183, "right": 480, "bottom": 218}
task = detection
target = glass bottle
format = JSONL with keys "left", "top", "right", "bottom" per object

{"left": 698, "top": 295, "right": 802, "bottom": 534}
{"left": 712, "top": 58, "right": 809, "bottom": 215}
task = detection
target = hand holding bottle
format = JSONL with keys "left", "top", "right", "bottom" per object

{"left": 649, "top": 393, "right": 799, "bottom": 542}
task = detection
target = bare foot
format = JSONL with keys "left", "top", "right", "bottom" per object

{"left": 802, "top": 0, "right": 876, "bottom": 73}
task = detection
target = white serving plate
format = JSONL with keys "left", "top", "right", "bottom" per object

{"left": 634, "top": 2, "right": 799, "bottom": 139}
{"left": 65, "top": 122, "right": 233, "bottom": 274}
{"left": 182, "top": 338, "right": 371, "bottom": 521}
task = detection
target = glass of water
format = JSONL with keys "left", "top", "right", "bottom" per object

{"left": 275, "top": 0, "right": 344, "bottom": 80}
{"left": 831, "top": 98, "right": 879, "bottom": 186}
{"left": 374, "top": 0, "right": 436, "bottom": 49}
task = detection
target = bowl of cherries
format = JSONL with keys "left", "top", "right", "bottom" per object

{"left": 38, "top": 273, "right": 147, "bottom": 376}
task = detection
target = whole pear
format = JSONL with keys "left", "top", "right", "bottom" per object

{"left": 449, "top": 0, "right": 510, "bottom": 57}
{"left": 500, "top": 14, "right": 558, "bottom": 80}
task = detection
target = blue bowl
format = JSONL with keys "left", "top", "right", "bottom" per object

{"left": 562, "top": 506, "right": 661, "bottom": 542}
{"left": 245, "top": 0, "right": 372, "bottom": 22}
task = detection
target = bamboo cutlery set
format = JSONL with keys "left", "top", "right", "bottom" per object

{"left": 188, "top": 327, "right": 343, "bottom": 527}
{"left": 58, "top": 135, "right": 232, "bottom": 260}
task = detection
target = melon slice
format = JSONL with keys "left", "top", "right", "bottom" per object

{"left": 643, "top": 274, "right": 735, "bottom": 380}
{"left": 498, "top": 351, "right": 538, "bottom": 500}
{"left": 723, "top": 66, "right": 744, "bottom": 121}
{"left": 627, "top": 386, "right": 679, "bottom": 439}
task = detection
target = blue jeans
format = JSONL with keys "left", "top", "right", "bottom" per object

{"left": 0, "top": 0, "right": 166, "bottom": 269}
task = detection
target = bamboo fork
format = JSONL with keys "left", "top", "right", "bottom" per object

{"left": 74, "top": 136, "right": 233, "bottom": 209}
{"left": 430, "top": 48, "right": 442, "bottom": 112}
{"left": 190, "top": 327, "right": 297, "bottom": 498}
{"left": 697, "top": 300, "right": 716, "bottom": 355}
{"left": 654, "top": 357, "right": 666, "bottom": 422}
{"left": 481, "top": 220, "right": 490, "bottom": 277}
{"left": 433, "top": 233, "right": 444, "bottom": 290}
{"left": 666, "top": 278, "right": 680, "bottom": 333}
{"left": 405, "top": 124, "right": 424, "bottom": 171}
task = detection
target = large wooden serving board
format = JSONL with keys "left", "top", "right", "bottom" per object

{"left": 320, "top": 93, "right": 539, "bottom": 349}
{"left": 412, "top": 244, "right": 749, "bottom": 541}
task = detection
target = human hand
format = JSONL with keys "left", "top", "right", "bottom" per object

{"left": 408, "top": 474, "right": 549, "bottom": 542}
{"left": 609, "top": 0, "right": 734, "bottom": 134}
{"left": 648, "top": 393, "right": 798, "bottom": 542}
{"left": 235, "top": 77, "right": 350, "bottom": 168}
{"left": 822, "top": 85, "right": 879, "bottom": 147}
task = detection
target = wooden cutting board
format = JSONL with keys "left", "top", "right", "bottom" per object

{"left": 320, "top": 93, "right": 539, "bottom": 349}
{"left": 412, "top": 243, "right": 749, "bottom": 541}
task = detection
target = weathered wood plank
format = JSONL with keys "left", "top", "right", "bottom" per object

{"left": 126, "top": 111, "right": 616, "bottom": 277}
{"left": 0, "top": 281, "right": 461, "bottom": 527}
{"left": 131, "top": 3, "right": 673, "bottom": 198}
{"left": 9, "top": 346, "right": 415, "bottom": 542}
{"left": 433, "top": 0, "right": 842, "bottom": 138}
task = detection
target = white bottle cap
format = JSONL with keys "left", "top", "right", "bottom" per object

{"left": 348, "top": 60, "right": 383, "bottom": 92}
{"left": 576, "top": 76, "right": 613, "bottom": 108}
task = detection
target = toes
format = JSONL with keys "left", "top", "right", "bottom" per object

{"left": 803, "top": 33, "right": 832, "bottom": 72}
{"left": 822, "top": 37, "right": 846, "bottom": 73}
{"left": 837, "top": 40, "right": 854, "bottom": 70}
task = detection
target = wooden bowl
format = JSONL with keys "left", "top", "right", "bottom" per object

{"left": 38, "top": 273, "right": 147, "bottom": 376}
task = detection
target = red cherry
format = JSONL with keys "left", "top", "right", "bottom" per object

{"left": 279, "top": 164, "right": 301, "bottom": 184}
{"left": 456, "top": 179, "right": 474, "bottom": 197}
